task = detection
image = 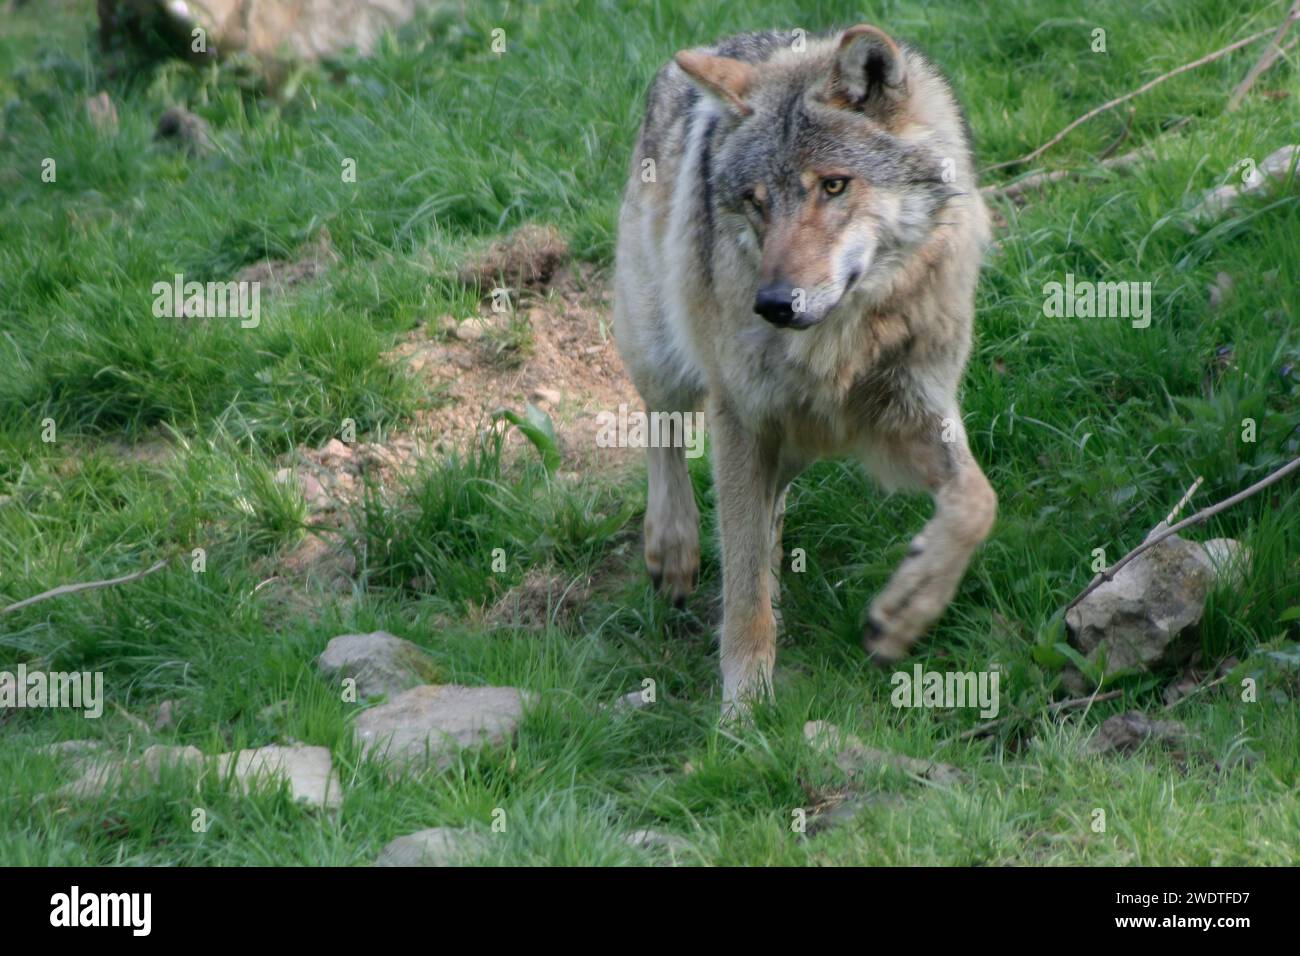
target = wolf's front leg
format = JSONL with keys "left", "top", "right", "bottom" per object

{"left": 862, "top": 415, "right": 997, "bottom": 663}
{"left": 644, "top": 408, "right": 700, "bottom": 606}
{"left": 710, "top": 398, "right": 781, "bottom": 715}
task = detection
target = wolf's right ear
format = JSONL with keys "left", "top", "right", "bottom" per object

{"left": 674, "top": 50, "right": 756, "bottom": 116}
{"left": 829, "top": 25, "right": 907, "bottom": 112}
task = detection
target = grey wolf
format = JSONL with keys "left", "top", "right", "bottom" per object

{"left": 613, "top": 25, "right": 996, "bottom": 714}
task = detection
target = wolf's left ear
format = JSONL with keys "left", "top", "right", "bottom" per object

{"left": 829, "top": 25, "right": 907, "bottom": 111}
{"left": 674, "top": 50, "right": 757, "bottom": 116}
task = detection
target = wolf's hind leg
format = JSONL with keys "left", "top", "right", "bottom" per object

{"left": 644, "top": 410, "right": 700, "bottom": 607}
{"left": 861, "top": 416, "right": 997, "bottom": 663}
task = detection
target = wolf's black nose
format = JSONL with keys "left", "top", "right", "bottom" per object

{"left": 754, "top": 283, "right": 797, "bottom": 326}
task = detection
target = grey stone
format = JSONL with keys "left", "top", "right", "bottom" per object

{"left": 625, "top": 829, "right": 692, "bottom": 858}
{"left": 804, "top": 720, "right": 965, "bottom": 786}
{"left": 1085, "top": 711, "right": 1190, "bottom": 756}
{"left": 355, "top": 684, "right": 532, "bottom": 770}
{"left": 1066, "top": 534, "right": 1249, "bottom": 676}
{"left": 318, "top": 631, "right": 434, "bottom": 699}
{"left": 153, "top": 106, "right": 214, "bottom": 157}
{"left": 216, "top": 743, "right": 342, "bottom": 809}
{"left": 51, "top": 741, "right": 341, "bottom": 808}
{"left": 374, "top": 826, "right": 486, "bottom": 867}
{"left": 1190, "top": 144, "right": 1300, "bottom": 223}
{"left": 153, "top": 698, "right": 179, "bottom": 731}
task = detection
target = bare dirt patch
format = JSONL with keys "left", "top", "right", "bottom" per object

{"left": 390, "top": 261, "right": 642, "bottom": 479}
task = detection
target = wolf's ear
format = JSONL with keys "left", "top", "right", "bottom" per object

{"left": 674, "top": 50, "right": 756, "bottom": 116}
{"left": 829, "top": 25, "right": 907, "bottom": 112}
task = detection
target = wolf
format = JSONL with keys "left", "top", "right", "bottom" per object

{"left": 613, "top": 25, "right": 996, "bottom": 713}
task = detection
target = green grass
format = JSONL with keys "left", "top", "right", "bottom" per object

{"left": 1, "top": 0, "right": 1299, "bottom": 865}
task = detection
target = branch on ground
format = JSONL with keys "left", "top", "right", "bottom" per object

{"left": 2, "top": 557, "right": 174, "bottom": 615}
{"left": 983, "top": 26, "right": 1278, "bottom": 174}
{"left": 1064, "top": 455, "right": 1300, "bottom": 614}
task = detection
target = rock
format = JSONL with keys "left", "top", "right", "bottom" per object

{"left": 1207, "top": 272, "right": 1234, "bottom": 312}
{"left": 153, "top": 699, "right": 179, "bottom": 731}
{"left": 355, "top": 684, "right": 533, "bottom": 771}
{"left": 59, "top": 744, "right": 203, "bottom": 799}
{"left": 275, "top": 467, "right": 331, "bottom": 511}
{"left": 51, "top": 740, "right": 340, "bottom": 807}
{"left": 317, "top": 438, "right": 352, "bottom": 467}
{"left": 803, "top": 720, "right": 965, "bottom": 786}
{"left": 1085, "top": 711, "right": 1189, "bottom": 756}
{"left": 153, "top": 106, "right": 214, "bottom": 157}
{"left": 138, "top": 744, "right": 205, "bottom": 776}
{"left": 374, "top": 827, "right": 486, "bottom": 867}
{"left": 625, "top": 829, "right": 692, "bottom": 860}
{"left": 317, "top": 631, "right": 436, "bottom": 699}
{"left": 451, "top": 319, "right": 488, "bottom": 342}
{"left": 1190, "top": 144, "right": 1300, "bottom": 224}
{"left": 1200, "top": 537, "right": 1250, "bottom": 585}
{"left": 215, "top": 743, "right": 341, "bottom": 809}
{"left": 607, "top": 689, "right": 654, "bottom": 712}
{"left": 531, "top": 387, "right": 562, "bottom": 406}
{"left": 1066, "top": 534, "right": 1249, "bottom": 677}
{"left": 85, "top": 92, "right": 118, "bottom": 134}
{"left": 40, "top": 739, "right": 107, "bottom": 759}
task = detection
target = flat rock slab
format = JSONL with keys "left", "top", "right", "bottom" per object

{"left": 625, "top": 829, "right": 692, "bottom": 864}
{"left": 50, "top": 741, "right": 341, "bottom": 808}
{"left": 216, "top": 744, "right": 342, "bottom": 809}
{"left": 1085, "top": 711, "right": 1190, "bottom": 756}
{"left": 374, "top": 827, "right": 487, "bottom": 867}
{"left": 318, "top": 631, "right": 437, "bottom": 699}
{"left": 355, "top": 684, "right": 533, "bottom": 770}
{"left": 804, "top": 720, "right": 965, "bottom": 786}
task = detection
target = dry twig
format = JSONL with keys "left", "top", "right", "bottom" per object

{"left": 2, "top": 558, "right": 172, "bottom": 615}
{"left": 984, "top": 27, "right": 1277, "bottom": 174}
{"left": 1065, "top": 455, "right": 1300, "bottom": 614}
{"left": 1227, "top": 1, "right": 1300, "bottom": 111}
{"left": 956, "top": 689, "right": 1124, "bottom": 741}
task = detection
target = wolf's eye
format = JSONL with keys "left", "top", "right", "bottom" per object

{"left": 742, "top": 189, "right": 763, "bottom": 212}
{"left": 821, "top": 177, "right": 849, "bottom": 197}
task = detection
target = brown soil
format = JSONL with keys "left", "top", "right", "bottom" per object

{"left": 388, "top": 260, "right": 642, "bottom": 480}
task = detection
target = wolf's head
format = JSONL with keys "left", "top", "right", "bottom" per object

{"left": 675, "top": 26, "right": 967, "bottom": 330}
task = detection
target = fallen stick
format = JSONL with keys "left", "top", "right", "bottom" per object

{"left": 2, "top": 558, "right": 172, "bottom": 615}
{"left": 984, "top": 26, "right": 1277, "bottom": 173}
{"left": 1163, "top": 673, "right": 1229, "bottom": 711}
{"left": 956, "top": 689, "right": 1124, "bottom": 741}
{"left": 1097, "top": 107, "right": 1136, "bottom": 160}
{"left": 1227, "top": 1, "right": 1300, "bottom": 111}
{"left": 982, "top": 118, "right": 1194, "bottom": 202}
{"left": 983, "top": 143, "right": 1154, "bottom": 201}
{"left": 1159, "top": 475, "right": 1204, "bottom": 531}
{"left": 1064, "top": 454, "right": 1300, "bottom": 614}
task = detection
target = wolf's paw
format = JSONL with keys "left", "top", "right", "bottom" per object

{"left": 720, "top": 651, "right": 774, "bottom": 718}
{"left": 645, "top": 519, "right": 699, "bottom": 608}
{"left": 862, "top": 613, "right": 916, "bottom": 666}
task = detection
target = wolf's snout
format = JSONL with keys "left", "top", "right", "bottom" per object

{"left": 753, "top": 282, "right": 797, "bottom": 326}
